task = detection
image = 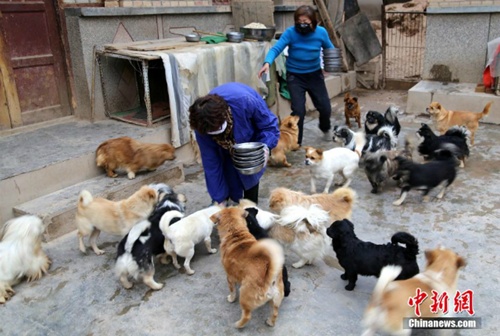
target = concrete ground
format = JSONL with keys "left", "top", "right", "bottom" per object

{"left": 1, "top": 89, "right": 498, "bottom": 335}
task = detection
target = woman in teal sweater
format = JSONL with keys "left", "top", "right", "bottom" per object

{"left": 258, "top": 5, "right": 335, "bottom": 146}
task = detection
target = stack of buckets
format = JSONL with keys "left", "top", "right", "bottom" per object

{"left": 323, "top": 48, "right": 343, "bottom": 73}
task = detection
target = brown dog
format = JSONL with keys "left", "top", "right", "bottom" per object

{"left": 96, "top": 136, "right": 176, "bottom": 179}
{"left": 269, "top": 115, "right": 300, "bottom": 167}
{"left": 344, "top": 92, "right": 361, "bottom": 128}
{"left": 269, "top": 187, "right": 356, "bottom": 223}
{"left": 427, "top": 101, "right": 493, "bottom": 145}
{"left": 362, "top": 247, "right": 466, "bottom": 336}
{"left": 211, "top": 207, "right": 285, "bottom": 328}
{"left": 76, "top": 185, "right": 158, "bottom": 255}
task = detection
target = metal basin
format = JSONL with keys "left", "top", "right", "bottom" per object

{"left": 227, "top": 32, "right": 244, "bottom": 43}
{"left": 239, "top": 27, "right": 276, "bottom": 41}
{"left": 232, "top": 142, "right": 265, "bottom": 153}
{"left": 185, "top": 34, "right": 201, "bottom": 42}
{"left": 236, "top": 162, "right": 266, "bottom": 175}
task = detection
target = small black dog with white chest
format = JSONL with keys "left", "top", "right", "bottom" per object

{"left": 326, "top": 219, "right": 419, "bottom": 291}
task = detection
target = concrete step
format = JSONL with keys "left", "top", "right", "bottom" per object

{"left": 13, "top": 162, "right": 184, "bottom": 242}
{"left": 406, "top": 80, "right": 500, "bottom": 124}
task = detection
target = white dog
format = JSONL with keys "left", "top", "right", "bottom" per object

{"left": 268, "top": 204, "right": 331, "bottom": 268}
{"left": 160, "top": 204, "right": 223, "bottom": 275}
{"left": 0, "top": 215, "right": 51, "bottom": 303}
{"left": 304, "top": 132, "right": 365, "bottom": 193}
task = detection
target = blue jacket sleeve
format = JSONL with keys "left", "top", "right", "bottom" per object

{"left": 246, "top": 95, "right": 280, "bottom": 150}
{"left": 321, "top": 28, "right": 335, "bottom": 50}
{"left": 195, "top": 132, "right": 229, "bottom": 203}
{"left": 264, "top": 29, "right": 292, "bottom": 66}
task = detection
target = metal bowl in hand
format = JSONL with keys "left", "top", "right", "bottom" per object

{"left": 232, "top": 142, "right": 265, "bottom": 154}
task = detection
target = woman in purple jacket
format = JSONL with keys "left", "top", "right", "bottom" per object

{"left": 189, "top": 82, "right": 280, "bottom": 205}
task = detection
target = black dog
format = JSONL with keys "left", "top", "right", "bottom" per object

{"left": 326, "top": 219, "right": 419, "bottom": 291}
{"left": 333, "top": 125, "right": 398, "bottom": 154}
{"left": 115, "top": 184, "right": 186, "bottom": 289}
{"left": 417, "top": 123, "right": 470, "bottom": 167}
{"left": 245, "top": 207, "right": 291, "bottom": 297}
{"left": 392, "top": 146, "right": 459, "bottom": 205}
{"left": 364, "top": 106, "right": 401, "bottom": 136}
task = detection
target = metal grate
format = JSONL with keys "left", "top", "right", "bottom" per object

{"left": 382, "top": 8, "right": 426, "bottom": 84}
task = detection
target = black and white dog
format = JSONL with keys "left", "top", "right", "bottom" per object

{"left": 417, "top": 123, "right": 470, "bottom": 168}
{"left": 245, "top": 207, "right": 291, "bottom": 297}
{"left": 364, "top": 106, "right": 401, "bottom": 136}
{"left": 392, "top": 145, "right": 459, "bottom": 206}
{"left": 333, "top": 125, "right": 398, "bottom": 154}
{"left": 115, "top": 183, "right": 186, "bottom": 290}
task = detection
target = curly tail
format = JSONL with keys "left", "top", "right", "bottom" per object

{"left": 370, "top": 265, "right": 402, "bottom": 308}
{"left": 354, "top": 131, "right": 367, "bottom": 155}
{"left": 391, "top": 231, "right": 419, "bottom": 258}
{"left": 332, "top": 187, "right": 356, "bottom": 206}
{"left": 478, "top": 101, "right": 493, "bottom": 119}
{"left": 249, "top": 238, "right": 284, "bottom": 294}
{"left": 78, "top": 190, "right": 94, "bottom": 208}
{"left": 377, "top": 125, "right": 398, "bottom": 149}
{"left": 95, "top": 142, "right": 108, "bottom": 167}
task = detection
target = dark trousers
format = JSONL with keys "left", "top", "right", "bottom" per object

{"left": 243, "top": 183, "right": 259, "bottom": 204}
{"left": 287, "top": 69, "right": 332, "bottom": 145}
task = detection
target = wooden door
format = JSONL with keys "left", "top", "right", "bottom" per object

{"left": 0, "top": 0, "right": 70, "bottom": 128}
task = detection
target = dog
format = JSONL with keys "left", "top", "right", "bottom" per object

{"left": 211, "top": 207, "right": 284, "bottom": 328}
{"left": 344, "top": 92, "right": 361, "bottom": 128}
{"left": 268, "top": 115, "right": 301, "bottom": 167}
{"left": 96, "top": 136, "right": 176, "bottom": 179}
{"left": 392, "top": 145, "right": 459, "bottom": 205}
{"left": 269, "top": 186, "right": 356, "bottom": 223}
{"left": 333, "top": 125, "right": 398, "bottom": 154}
{"left": 304, "top": 132, "right": 365, "bottom": 193}
{"left": 417, "top": 123, "right": 470, "bottom": 168}
{"left": 427, "top": 101, "right": 492, "bottom": 145}
{"left": 269, "top": 204, "right": 332, "bottom": 269}
{"left": 160, "top": 204, "right": 223, "bottom": 275}
{"left": 326, "top": 219, "right": 420, "bottom": 291}
{"left": 362, "top": 247, "right": 466, "bottom": 336}
{"left": 364, "top": 107, "right": 401, "bottom": 136}
{"left": 115, "top": 185, "right": 186, "bottom": 290}
{"left": 76, "top": 185, "right": 159, "bottom": 255}
{"left": 0, "top": 215, "right": 51, "bottom": 304}
{"left": 361, "top": 136, "right": 413, "bottom": 194}
{"left": 243, "top": 206, "right": 291, "bottom": 296}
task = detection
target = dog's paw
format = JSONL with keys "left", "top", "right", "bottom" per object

{"left": 340, "top": 273, "right": 347, "bottom": 280}
{"left": 185, "top": 268, "right": 195, "bottom": 275}
{"left": 370, "top": 188, "right": 378, "bottom": 194}
{"left": 227, "top": 293, "right": 236, "bottom": 303}
{"left": 127, "top": 171, "right": 136, "bottom": 179}
{"left": 265, "top": 317, "right": 276, "bottom": 327}
{"left": 209, "top": 248, "right": 217, "bottom": 254}
{"left": 345, "top": 284, "right": 355, "bottom": 291}
{"left": 392, "top": 199, "right": 404, "bottom": 206}
{"left": 94, "top": 248, "right": 106, "bottom": 256}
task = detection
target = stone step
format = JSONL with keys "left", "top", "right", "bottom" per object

{"left": 13, "top": 162, "right": 184, "bottom": 242}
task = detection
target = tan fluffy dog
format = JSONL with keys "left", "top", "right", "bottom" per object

{"left": 362, "top": 247, "right": 466, "bottom": 336}
{"left": 269, "top": 115, "right": 301, "bottom": 167}
{"left": 211, "top": 207, "right": 285, "bottom": 328}
{"left": 96, "top": 136, "right": 176, "bottom": 179}
{"left": 344, "top": 92, "right": 362, "bottom": 128}
{"left": 427, "top": 101, "right": 492, "bottom": 145}
{"left": 76, "top": 185, "right": 158, "bottom": 255}
{"left": 269, "top": 187, "right": 356, "bottom": 222}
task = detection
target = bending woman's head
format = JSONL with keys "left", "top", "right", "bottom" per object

{"left": 294, "top": 5, "right": 318, "bottom": 29}
{"left": 189, "top": 94, "right": 229, "bottom": 134}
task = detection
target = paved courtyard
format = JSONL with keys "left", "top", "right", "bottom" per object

{"left": 0, "top": 89, "right": 498, "bottom": 335}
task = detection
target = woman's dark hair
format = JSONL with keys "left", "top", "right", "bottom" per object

{"left": 294, "top": 5, "right": 318, "bottom": 29}
{"left": 189, "top": 94, "right": 228, "bottom": 134}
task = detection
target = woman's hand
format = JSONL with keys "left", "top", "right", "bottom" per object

{"left": 258, "top": 63, "right": 270, "bottom": 79}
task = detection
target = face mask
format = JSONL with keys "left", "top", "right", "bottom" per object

{"left": 295, "top": 23, "right": 313, "bottom": 34}
{"left": 207, "top": 121, "right": 227, "bottom": 135}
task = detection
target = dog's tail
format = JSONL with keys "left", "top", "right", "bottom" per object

{"left": 353, "top": 131, "right": 367, "bottom": 156}
{"left": 159, "top": 210, "right": 185, "bottom": 238}
{"left": 377, "top": 125, "right": 398, "bottom": 149}
{"left": 95, "top": 142, "right": 108, "bottom": 167}
{"left": 445, "top": 126, "right": 471, "bottom": 148}
{"left": 78, "top": 190, "right": 94, "bottom": 208}
{"left": 477, "top": 101, "right": 493, "bottom": 119}
{"left": 239, "top": 199, "right": 279, "bottom": 230}
{"left": 391, "top": 232, "right": 419, "bottom": 259}
{"left": 278, "top": 204, "right": 330, "bottom": 232}
{"left": 124, "top": 220, "right": 151, "bottom": 253}
{"left": 402, "top": 135, "right": 414, "bottom": 160}
{"left": 331, "top": 187, "right": 356, "bottom": 206}
{"left": 249, "top": 238, "right": 284, "bottom": 295}
{"left": 372, "top": 265, "right": 402, "bottom": 304}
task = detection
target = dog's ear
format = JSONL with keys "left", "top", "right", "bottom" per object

{"left": 177, "top": 193, "right": 187, "bottom": 203}
{"left": 344, "top": 92, "right": 350, "bottom": 101}
{"left": 316, "top": 148, "right": 323, "bottom": 155}
{"left": 242, "top": 209, "right": 249, "bottom": 218}
{"left": 435, "top": 103, "right": 441, "bottom": 109}
{"left": 456, "top": 255, "right": 466, "bottom": 269}
{"left": 380, "top": 155, "right": 387, "bottom": 163}
{"left": 353, "top": 97, "right": 358, "bottom": 102}
{"left": 424, "top": 249, "right": 437, "bottom": 265}
{"left": 147, "top": 189, "right": 158, "bottom": 201}
{"left": 209, "top": 212, "right": 221, "bottom": 224}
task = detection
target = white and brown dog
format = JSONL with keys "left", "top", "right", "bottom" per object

{"left": 0, "top": 215, "right": 51, "bottom": 304}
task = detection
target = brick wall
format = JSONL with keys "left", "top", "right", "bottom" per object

{"left": 117, "top": 0, "right": 211, "bottom": 6}
{"left": 428, "top": 0, "right": 500, "bottom": 7}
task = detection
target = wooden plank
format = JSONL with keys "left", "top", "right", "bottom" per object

{"left": 0, "top": 11, "right": 22, "bottom": 128}
{"left": 128, "top": 40, "right": 204, "bottom": 51}
{"left": 103, "top": 37, "right": 185, "bottom": 51}
{"left": 231, "top": 0, "right": 274, "bottom": 30}
{"left": 106, "top": 50, "right": 161, "bottom": 61}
